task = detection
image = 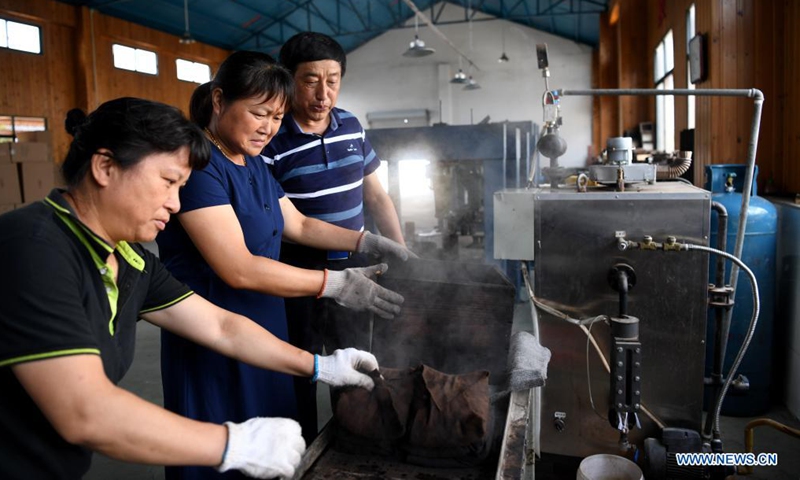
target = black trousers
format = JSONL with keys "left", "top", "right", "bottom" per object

{"left": 280, "top": 242, "right": 372, "bottom": 444}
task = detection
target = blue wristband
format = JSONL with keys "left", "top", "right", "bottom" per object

{"left": 220, "top": 424, "right": 229, "bottom": 466}
{"left": 311, "top": 354, "right": 320, "bottom": 383}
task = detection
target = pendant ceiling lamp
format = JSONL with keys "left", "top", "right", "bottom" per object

{"left": 403, "top": 14, "right": 435, "bottom": 57}
{"left": 451, "top": 69, "right": 468, "bottom": 83}
{"left": 498, "top": 28, "right": 509, "bottom": 62}
{"left": 464, "top": 76, "right": 481, "bottom": 90}
{"left": 179, "top": 0, "right": 196, "bottom": 44}
{"left": 451, "top": 57, "right": 467, "bottom": 84}
{"left": 462, "top": 1, "right": 480, "bottom": 91}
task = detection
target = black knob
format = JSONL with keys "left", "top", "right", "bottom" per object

{"left": 554, "top": 418, "right": 565, "bottom": 432}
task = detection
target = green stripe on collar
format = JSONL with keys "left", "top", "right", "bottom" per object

{"left": 45, "top": 197, "right": 119, "bottom": 336}
{"left": 116, "top": 241, "right": 145, "bottom": 272}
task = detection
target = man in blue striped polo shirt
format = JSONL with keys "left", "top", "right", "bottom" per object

{"left": 262, "top": 32, "right": 407, "bottom": 442}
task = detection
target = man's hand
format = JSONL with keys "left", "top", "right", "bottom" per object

{"left": 217, "top": 417, "right": 305, "bottom": 479}
{"left": 319, "top": 264, "right": 403, "bottom": 319}
{"left": 315, "top": 348, "right": 379, "bottom": 390}
{"left": 357, "top": 231, "right": 418, "bottom": 260}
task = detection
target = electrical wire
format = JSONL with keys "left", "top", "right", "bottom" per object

{"left": 584, "top": 317, "right": 611, "bottom": 421}
{"left": 520, "top": 261, "right": 666, "bottom": 430}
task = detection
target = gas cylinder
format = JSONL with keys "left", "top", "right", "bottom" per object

{"left": 704, "top": 164, "right": 777, "bottom": 416}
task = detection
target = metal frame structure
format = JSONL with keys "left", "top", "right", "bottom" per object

{"left": 56, "top": 0, "right": 608, "bottom": 54}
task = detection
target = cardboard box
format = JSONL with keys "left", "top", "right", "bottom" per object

{"left": 0, "top": 143, "right": 11, "bottom": 163}
{"left": 0, "top": 204, "right": 15, "bottom": 215}
{"left": 0, "top": 163, "right": 22, "bottom": 204}
{"left": 16, "top": 131, "right": 52, "bottom": 143}
{"left": 11, "top": 142, "right": 50, "bottom": 163}
{"left": 19, "top": 162, "right": 54, "bottom": 202}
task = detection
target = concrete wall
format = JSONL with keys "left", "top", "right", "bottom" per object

{"left": 338, "top": 2, "right": 594, "bottom": 169}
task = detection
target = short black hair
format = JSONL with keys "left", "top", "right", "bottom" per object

{"left": 62, "top": 98, "right": 209, "bottom": 187}
{"left": 189, "top": 51, "right": 294, "bottom": 128}
{"left": 279, "top": 32, "right": 347, "bottom": 78}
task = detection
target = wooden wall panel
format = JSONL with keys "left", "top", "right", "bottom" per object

{"left": 617, "top": 0, "right": 649, "bottom": 135}
{"left": 0, "top": 0, "right": 230, "bottom": 166}
{"left": 0, "top": 0, "right": 75, "bottom": 28}
{"left": 0, "top": 5, "right": 75, "bottom": 163}
{"left": 593, "top": 10, "right": 619, "bottom": 150}
{"left": 753, "top": 0, "right": 782, "bottom": 193}
{"left": 603, "top": 0, "right": 799, "bottom": 193}
{"left": 693, "top": 0, "right": 712, "bottom": 186}
{"left": 782, "top": 0, "right": 800, "bottom": 193}
{"left": 86, "top": 11, "right": 229, "bottom": 113}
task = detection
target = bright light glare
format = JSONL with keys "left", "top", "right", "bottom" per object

{"left": 375, "top": 159, "right": 435, "bottom": 230}
{"left": 113, "top": 43, "right": 158, "bottom": 75}
{"left": 176, "top": 58, "right": 211, "bottom": 84}
{"left": 7, "top": 20, "right": 41, "bottom": 53}
{"left": 399, "top": 159, "right": 430, "bottom": 197}
{"left": 113, "top": 44, "right": 136, "bottom": 71}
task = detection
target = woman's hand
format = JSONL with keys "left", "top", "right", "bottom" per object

{"left": 356, "top": 231, "right": 418, "bottom": 260}
{"left": 318, "top": 264, "right": 403, "bottom": 319}
{"left": 313, "top": 348, "right": 380, "bottom": 390}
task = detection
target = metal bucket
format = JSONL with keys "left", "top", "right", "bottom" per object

{"left": 576, "top": 454, "right": 643, "bottom": 480}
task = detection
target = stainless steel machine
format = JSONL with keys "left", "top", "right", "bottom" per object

{"left": 495, "top": 183, "right": 711, "bottom": 458}
{"left": 493, "top": 44, "right": 765, "bottom": 479}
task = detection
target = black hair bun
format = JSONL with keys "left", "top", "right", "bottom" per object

{"left": 64, "top": 108, "right": 87, "bottom": 136}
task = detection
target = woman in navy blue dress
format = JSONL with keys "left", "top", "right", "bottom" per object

{"left": 156, "top": 52, "right": 412, "bottom": 480}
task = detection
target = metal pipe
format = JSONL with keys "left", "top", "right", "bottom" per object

{"left": 617, "top": 270, "right": 628, "bottom": 317}
{"left": 712, "top": 202, "right": 729, "bottom": 288}
{"left": 655, "top": 153, "right": 692, "bottom": 179}
{"left": 558, "top": 88, "right": 761, "bottom": 97}
{"left": 740, "top": 419, "right": 800, "bottom": 475}
{"left": 502, "top": 122, "right": 508, "bottom": 189}
{"left": 721, "top": 90, "right": 764, "bottom": 369}
{"left": 515, "top": 128, "right": 521, "bottom": 188}
{"left": 703, "top": 201, "right": 729, "bottom": 439}
{"left": 525, "top": 129, "right": 531, "bottom": 189}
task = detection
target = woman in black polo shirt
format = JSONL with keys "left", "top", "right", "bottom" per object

{"left": 0, "top": 97, "right": 378, "bottom": 480}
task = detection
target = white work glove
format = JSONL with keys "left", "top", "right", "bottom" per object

{"left": 319, "top": 263, "right": 404, "bottom": 319}
{"left": 314, "top": 347, "right": 380, "bottom": 390}
{"left": 356, "top": 231, "right": 418, "bottom": 260}
{"left": 216, "top": 417, "right": 305, "bottom": 479}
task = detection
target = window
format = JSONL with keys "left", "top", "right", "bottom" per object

{"left": 0, "top": 18, "right": 42, "bottom": 54}
{"left": 112, "top": 44, "right": 158, "bottom": 75}
{"left": 686, "top": 4, "right": 696, "bottom": 129}
{"left": 176, "top": 58, "right": 211, "bottom": 84}
{"left": 0, "top": 115, "right": 47, "bottom": 143}
{"left": 654, "top": 30, "right": 675, "bottom": 152}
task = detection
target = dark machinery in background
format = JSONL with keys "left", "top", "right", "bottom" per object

{"left": 494, "top": 44, "right": 765, "bottom": 479}
{"left": 430, "top": 160, "right": 484, "bottom": 254}
{"left": 368, "top": 121, "right": 537, "bottom": 268}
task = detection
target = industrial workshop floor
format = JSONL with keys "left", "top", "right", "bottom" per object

{"left": 85, "top": 303, "right": 800, "bottom": 480}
